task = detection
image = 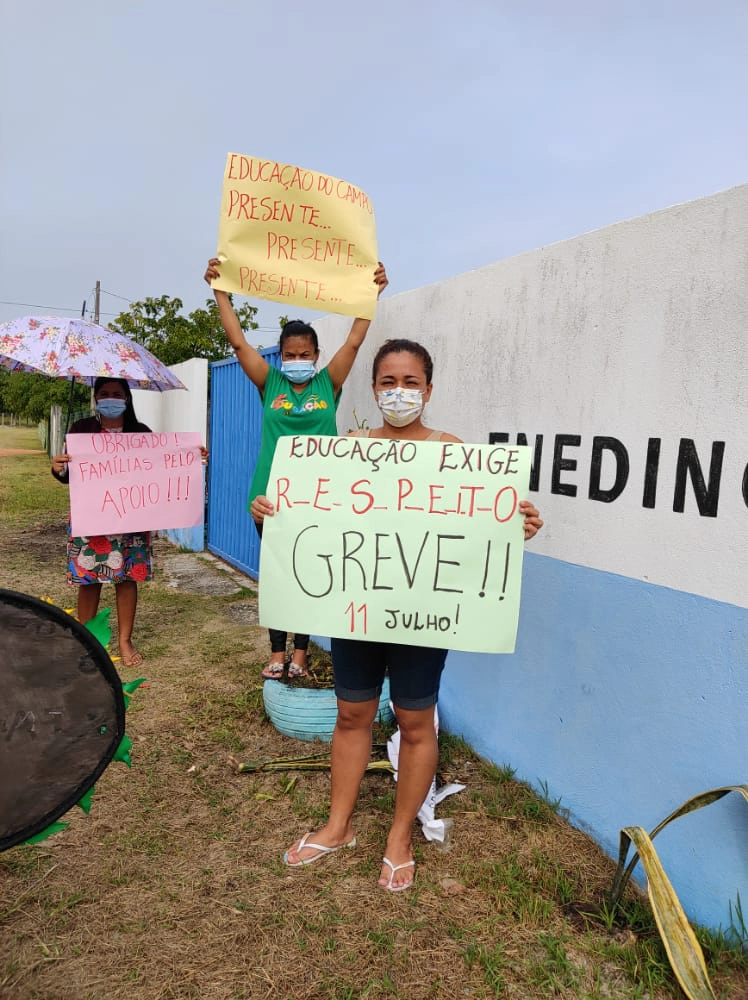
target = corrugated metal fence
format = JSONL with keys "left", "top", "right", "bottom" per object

{"left": 207, "top": 346, "right": 280, "bottom": 578}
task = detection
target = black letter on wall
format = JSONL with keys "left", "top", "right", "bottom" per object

{"left": 551, "top": 435, "right": 581, "bottom": 497}
{"left": 588, "top": 437, "right": 629, "bottom": 502}
{"left": 673, "top": 439, "right": 725, "bottom": 517}
{"left": 642, "top": 438, "right": 661, "bottom": 509}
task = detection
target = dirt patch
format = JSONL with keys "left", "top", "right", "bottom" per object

{"left": 159, "top": 552, "right": 245, "bottom": 596}
{"left": 2, "top": 521, "right": 68, "bottom": 571}
{"left": 223, "top": 600, "right": 260, "bottom": 626}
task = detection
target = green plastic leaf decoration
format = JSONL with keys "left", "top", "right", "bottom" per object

{"left": 121, "top": 677, "right": 147, "bottom": 708}
{"left": 112, "top": 733, "right": 133, "bottom": 768}
{"left": 122, "top": 677, "right": 146, "bottom": 695}
{"left": 83, "top": 607, "right": 112, "bottom": 649}
{"left": 24, "top": 821, "right": 70, "bottom": 845}
{"left": 76, "top": 787, "right": 95, "bottom": 814}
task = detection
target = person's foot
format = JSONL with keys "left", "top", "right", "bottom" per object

{"left": 288, "top": 652, "right": 308, "bottom": 678}
{"left": 262, "top": 654, "right": 286, "bottom": 680}
{"left": 284, "top": 826, "right": 355, "bottom": 866}
{"left": 119, "top": 639, "right": 143, "bottom": 668}
{"left": 378, "top": 845, "right": 415, "bottom": 891}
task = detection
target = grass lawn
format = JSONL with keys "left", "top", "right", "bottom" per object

{"left": 1, "top": 426, "right": 746, "bottom": 1000}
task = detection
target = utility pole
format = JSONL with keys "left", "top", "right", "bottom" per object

{"left": 88, "top": 279, "right": 102, "bottom": 414}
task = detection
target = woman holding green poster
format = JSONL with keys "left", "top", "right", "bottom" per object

{"left": 252, "top": 338, "right": 543, "bottom": 891}
{"left": 204, "top": 257, "right": 388, "bottom": 680}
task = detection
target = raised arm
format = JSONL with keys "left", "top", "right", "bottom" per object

{"left": 327, "top": 263, "right": 388, "bottom": 394}
{"left": 204, "top": 258, "right": 270, "bottom": 391}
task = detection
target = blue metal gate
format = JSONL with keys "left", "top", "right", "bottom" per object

{"left": 207, "top": 346, "right": 280, "bottom": 578}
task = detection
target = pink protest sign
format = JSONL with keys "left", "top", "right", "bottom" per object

{"left": 66, "top": 432, "right": 204, "bottom": 536}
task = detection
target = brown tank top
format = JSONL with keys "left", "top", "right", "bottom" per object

{"left": 348, "top": 428, "right": 445, "bottom": 441}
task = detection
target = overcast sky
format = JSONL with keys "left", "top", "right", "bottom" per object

{"left": 1, "top": 1, "right": 746, "bottom": 342}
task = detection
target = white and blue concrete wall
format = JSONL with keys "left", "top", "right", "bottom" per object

{"left": 315, "top": 184, "right": 748, "bottom": 932}
{"left": 132, "top": 358, "right": 208, "bottom": 551}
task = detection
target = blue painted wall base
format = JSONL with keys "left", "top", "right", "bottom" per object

{"left": 161, "top": 525, "right": 204, "bottom": 552}
{"left": 438, "top": 552, "right": 748, "bottom": 932}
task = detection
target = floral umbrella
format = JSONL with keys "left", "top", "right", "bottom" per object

{"left": 0, "top": 316, "right": 186, "bottom": 391}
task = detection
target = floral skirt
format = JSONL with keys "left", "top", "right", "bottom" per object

{"left": 67, "top": 528, "right": 154, "bottom": 586}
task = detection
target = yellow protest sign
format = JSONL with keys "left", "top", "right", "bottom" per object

{"left": 258, "top": 436, "right": 532, "bottom": 654}
{"left": 214, "top": 154, "right": 379, "bottom": 319}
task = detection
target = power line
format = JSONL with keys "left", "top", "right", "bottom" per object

{"left": 100, "top": 288, "right": 134, "bottom": 303}
{"left": 1, "top": 298, "right": 281, "bottom": 328}
{"left": 0, "top": 300, "right": 121, "bottom": 317}
{"left": 1, "top": 299, "right": 83, "bottom": 313}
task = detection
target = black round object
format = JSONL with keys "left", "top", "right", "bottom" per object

{"left": 0, "top": 590, "right": 126, "bottom": 850}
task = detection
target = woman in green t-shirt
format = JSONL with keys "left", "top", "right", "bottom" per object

{"left": 204, "top": 258, "right": 388, "bottom": 679}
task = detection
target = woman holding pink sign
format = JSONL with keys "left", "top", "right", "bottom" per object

{"left": 204, "top": 257, "right": 388, "bottom": 681}
{"left": 51, "top": 377, "right": 154, "bottom": 668}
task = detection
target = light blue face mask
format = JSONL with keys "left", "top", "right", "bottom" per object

{"left": 281, "top": 360, "right": 316, "bottom": 384}
{"left": 96, "top": 398, "right": 127, "bottom": 419}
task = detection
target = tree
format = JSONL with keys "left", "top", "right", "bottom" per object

{"left": 0, "top": 370, "right": 90, "bottom": 423}
{"left": 110, "top": 295, "right": 259, "bottom": 366}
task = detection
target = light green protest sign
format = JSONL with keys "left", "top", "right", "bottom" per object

{"left": 259, "top": 436, "right": 531, "bottom": 653}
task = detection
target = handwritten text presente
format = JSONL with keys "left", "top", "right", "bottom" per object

{"left": 214, "top": 154, "right": 378, "bottom": 319}
{"left": 259, "top": 436, "right": 531, "bottom": 654}
{"left": 66, "top": 432, "right": 204, "bottom": 536}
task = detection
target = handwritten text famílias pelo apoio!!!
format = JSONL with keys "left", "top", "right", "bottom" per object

{"left": 65, "top": 432, "right": 204, "bottom": 535}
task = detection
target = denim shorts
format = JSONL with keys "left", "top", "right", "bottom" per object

{"left": 331, "top": 637, "right": 447, "bottom": 711}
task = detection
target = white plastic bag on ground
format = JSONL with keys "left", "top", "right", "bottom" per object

{"left": 386, "top": 704, "right": 466, "bottom": 845}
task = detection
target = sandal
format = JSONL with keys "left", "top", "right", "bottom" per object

{"left": 288, "top": 659, "right": 308, "bottom": 679}
{"left": 380, "top": 856, "right": 415, "bottom": 892}
{"left": 284, "top": 831, "right": 356, "bottom": 867}
{"left": 261, "top": 660, "right": 285, "bottom": 680}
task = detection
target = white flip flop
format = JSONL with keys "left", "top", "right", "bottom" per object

{"left": 283, "top": 831, "right": 356, "bottom": 867}
{"left": 380, "top": 856, "right": 415, "bottom": 892}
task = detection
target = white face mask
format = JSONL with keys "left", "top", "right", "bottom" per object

{"left": 376, "top": 387, "right": 424, "bottom": 427}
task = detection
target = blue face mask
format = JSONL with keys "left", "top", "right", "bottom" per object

{"left": 96, "top": 398, "right": 127, "bottom": 419}
{"left": 281, "top": 360, "right": 316, "bottom": 384}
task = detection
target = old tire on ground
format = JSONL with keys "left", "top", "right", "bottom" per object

{"left": 263, "top": 676, "right": 393, "bottom": 742}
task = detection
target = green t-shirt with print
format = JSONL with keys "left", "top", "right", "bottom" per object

{"left": 248, "top": 364, "right": 340, "bottom": 508}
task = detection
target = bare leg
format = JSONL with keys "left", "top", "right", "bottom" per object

{"left": 115, "top": 581, "right": 141, "bottom": 667}
{"left": 77, "top": 582, "right": 102, "bottom": 624}
{"left": 285, "top": 697, "right": 379, "bottom": 864}
{"left": 379, "top": 705, "right": 438, "bottom": 890}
